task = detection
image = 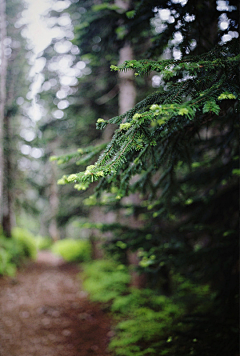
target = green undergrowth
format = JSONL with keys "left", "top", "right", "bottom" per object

{"left": 82, "top": 260, "right": 131, "bottom": 303}
{"left": 0, "top": 227, "right": 37, "bottom": 277}
{"left": 51, "top": 238, "right": 91, "bottom": 262}
{"left": 82, "top": 259, "right": 216, "bottom": 356}
{"left": 11, "top": 227, "right": 37, "bottom": 260}
{"left": 35, "top": 235, "right": 53, "bottom": 250}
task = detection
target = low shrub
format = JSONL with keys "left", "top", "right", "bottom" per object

{"left": 82, "top": 260, "right": 130, "bottom": 303}
{"left": 35, "top": 235, "right": 53, "bottom": 250}
{"left": 81, "top": 259, "right": 214, "bottom": 356}
{"left": 0, "top": 237, "right": 18, "bottom": 276}
{"left": 51, "top": 238, "right": 91, "bottom": 262}
{"left": 109, "top": 292, "right": 186, "bottom": 356}
{"left": 0, "top": 227, "right": 37, "bottom": 276}
{"left": 12, "top": 227, "right": 37, "bottom": 260}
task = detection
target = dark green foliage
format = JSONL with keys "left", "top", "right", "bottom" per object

{"left": 56, "top": 41, "right": 239, "bottom": 198}
{"left": 55, "top": 39, "right": 239, "bottom": 354}
{"left": 82, "top": 259, "right": 130, "bottom": 303}
{"left": 50, "top": 1, "right": 239, "bottom": 354}
{"left": 82, "top": 259, "right": 222, "bottom": 356}
{"left": 126, "top": 0, "right": 239, "bottom": 57}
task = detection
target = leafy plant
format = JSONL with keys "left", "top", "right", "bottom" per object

{"left": 0, "top": 227, "right": 37, "bottom": 276}
{"left": 82, "top": 259, "right": 216, "bottom": 356}
{"left": 11, "top": 227, "right": 37, "bottom": 260}
{"left": 55, "top": 42, "right": 239, "bottom": 193}
{"left": 51, "top": 238, "right": 91, "bottom": 262}
{"left": 82, "top": 259, "right": 130, "bottom": 303}
{"left": 0, "top": 239, "right": 18, "bottom": 276}
{"left": 35, "top": 235, "right": 53, "bottom": 251}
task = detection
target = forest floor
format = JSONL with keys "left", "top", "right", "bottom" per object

{"left": 0, "top": 251, "right": 113, "bottom": 356}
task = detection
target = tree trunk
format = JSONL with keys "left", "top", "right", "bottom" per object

{"left": 116, "top": 0, "right": 146, "bottom": 288}
{"left": 118, "top": 44, "right": 136, "bottom": 115}
{"left": 118, "top": 46, "right": 145, "bottom": 287}
{"left": 49, "top": 157, "right": 60, "bottom": 242}
{"left": 0, "top": 0, "right": 7, "bottom": 228}
{"left": 196, "top": 0, "right": 219, "bottom": 54}
{"left": 2, "top": 113, "right": 13, "bottom": 237}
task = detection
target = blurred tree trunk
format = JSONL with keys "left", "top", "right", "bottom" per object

{"left": 116, "top": 0, "right": 146, "bottom": 288}
{"left": 89, "top": 43, "right": 137, "bottom": 259}
{"left": 49, "top": 163, "right": 60, "bottom": 242}
{"left": 2, "top": 112, "right": 13, "bottom": 237}
{"left": 118, "top": 44, "right": 136, "bottom": 115}
{"left": 49, "top": 142, "right": 60, "bottom": 242}
{"left": 198, "top": 0, "right": 219, "bottom": 53}
{"left": 2, "top": 45, "right": 21, "bottom": 237}
{"left": 90, "top": 0, "right": 139, "bottom": 263}
{"left": 118, "top": 45, "right": 145, "bottom": 287}
{"left": 0, "top": 0, "right": 7, "bottom": 229}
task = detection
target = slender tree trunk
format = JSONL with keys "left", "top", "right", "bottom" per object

{"left": 196, "top": 0, "right": 219, "bottom": 54}
{"left": 2, "top": 113, "right": 13, "bottom": 237}
{"left": 49, "top": 145, "right": 60, "bottom": 242}
{"left": 118, "top": 43, "right": 136, "bottom": 115}
{"left": 2, "top": 50, "right": 21, "bottom": 236}
{"left": 118, "top": 45, "right": 145, "bottom": 287}
{"left": 116, "top": 0, "right": 146, "bottom": 288}
{"left": 0, "top": 0, "right": 7, "bottom": 228}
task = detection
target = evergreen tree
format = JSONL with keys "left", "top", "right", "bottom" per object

{"left": 52, "top": 1, "right": 239, "bottom": 354}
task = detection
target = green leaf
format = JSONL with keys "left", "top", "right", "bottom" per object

{"left": 178, "top": 108, "right": 189, "bottom": 116}
{"left": 232, "top": 169, "right": 240, "bottom": 176}
{"left": 92, "top": 4, "right": 120, "bottom": 12}
{"left": 218, "top": 92, "right": 237, "bottom": 100}
{"left": 202, "top": 101, "right": 221, "bottom": 115}
{"left": 126, "top": 10, "right": 136, "bottom": 18}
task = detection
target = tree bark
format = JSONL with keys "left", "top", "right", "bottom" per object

{"left": 116, "top": 0, "right": 146, "bottom": 288}
{"left": 49, "top": 147, "right": 60, "bottom": 242}
{"left": 0, "top": 0, "right": 7, "bottom": 228}
{"left": 2, "top": 113, "right": 13, "bottom": 237}
{"left": 196, "top": 0, "right": 219, "bottom": 54}
{"left": 118, "top": 44, "right": 136, "bottom": 115}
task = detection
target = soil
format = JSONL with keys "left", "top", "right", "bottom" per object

{"left": 0, "top": 251, "right": 113, "bottom": 356}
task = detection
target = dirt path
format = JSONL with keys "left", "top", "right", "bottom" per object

{"left": 0, "top": 251, "right": 112, "bottom": 356}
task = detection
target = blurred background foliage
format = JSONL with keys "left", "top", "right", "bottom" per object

{"left": 0, "top": 227, "right": 37, "bottom": 276}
